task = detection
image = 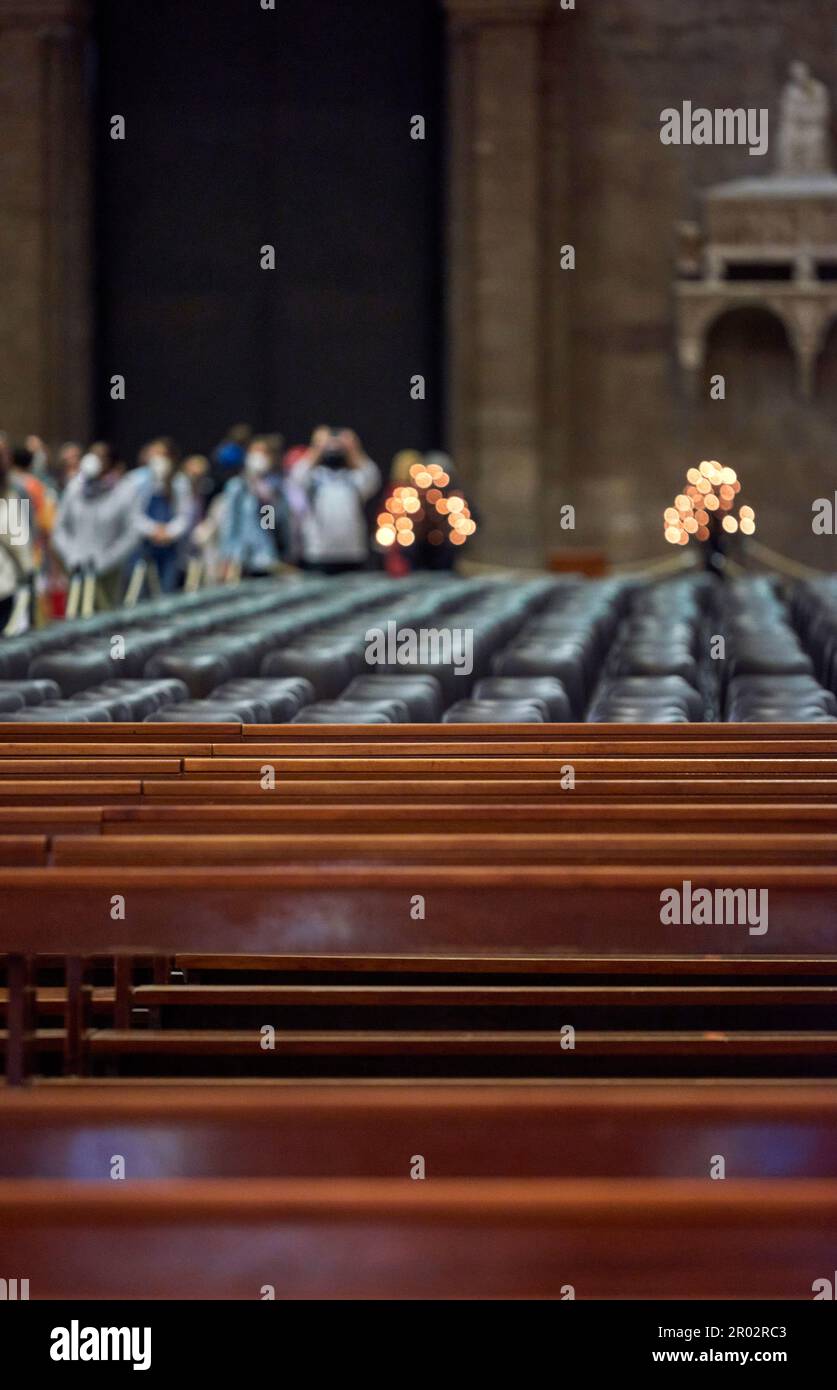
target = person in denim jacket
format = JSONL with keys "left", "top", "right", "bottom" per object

{"left": 218, "top": 438, "right": 291, "bottom": 577}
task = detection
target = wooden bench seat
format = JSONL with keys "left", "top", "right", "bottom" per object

{"left": 1, "top": 1175, "right": 834, "bottom": 1298}
{"left": 49, "top": 831, "right": 837, "bottom": 866}
{"left": 1, "top": 722, "right": 833, "bottom": 1089}
{"left": 0, "top": 807, "right": 102, "bottom": 834}
{"left": 67, "top": 1028, "right": 837, "bottom": 1059}
{"left": 0, "top": 866, "right": 833, "bottom": 957}
{"left": 0, "top": 837, "right": 48, "bottom": 865}
{"left": 178, "top": 754, "right": 837, "bottom": 777}
{"left": 0, "top": 719, "right": 833, "bottom": 1298}
{"left": 138, "top": 775, "right": 837, "bottom": 801}
{"left": 0, "top": 722, "right": 242, "bottom": 742}
{"left": 98, "top": 802, "right": 837, "bottom": 836}
{"left": 2, "top": 1082, "right": 834, "bottom": 1179}
{"left": 0, "top": 779, "right": 144, "bottom": 804}
{"left": 175, "top": 952, "right": 837, "bottom": 975}
{"left": 214, "top": 738, "right": 837, "bottom": 758}
{"left": 231, "top": 721, "right": 837, "bottom": 741}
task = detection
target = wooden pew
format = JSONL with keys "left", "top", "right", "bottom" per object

{"left": 139, "top": 775, "right": 837, "bottom": 802}
{"left": 0, "top": 720, "right": 835, "bottom": 745}
{"left": 179, "top": 754, "right": 837, "bottom": 778}
{"left": 1, "top": 723, "right": 834, "bottom": 1084}
{"left": 1, "top": 865, "right": 833, "bottom": 958}
{"left": 1, "top": 1084, "right": 834, "bottom": 1299}
{"left": 99, "top": 802, "right": 837, "bottom": 836}
{"left": 0, "top": 806, "right": 102, "bottom": 834}
{"left": 50, "top": 831, "right": 837, "bottom": 866}
{"left": 0, "top": 722, "right": 242, "bottom": 743}
{"left": 1, "top": 1175, "right": 834, "bottom": 1298}
{"left": 2, "top": 1083, "right": 835, "bottom": 1179}
{"left": 0, "top": 779, "right": 144, "bottom": 805}
{"left": 1, "top": 863, "right": 834, "bottom": 1080}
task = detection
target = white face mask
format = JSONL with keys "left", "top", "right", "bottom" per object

{"left": 149, "top": 454, "right": 172, "bottom": 482}
{"left": 80, "top": 452, "right": 103, "bottom": 480}
{"left": 245, "top": 451, "right": 271, "bottom": 477}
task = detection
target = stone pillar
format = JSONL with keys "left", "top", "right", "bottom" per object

{"left": 444, "top": 0, "right": 552, "bottom": 566}
{"left": 0, "top": 0, "right": 93, "bottom": 447}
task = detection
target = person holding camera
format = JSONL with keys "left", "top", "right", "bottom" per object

{"left": 291, "top": 427, "right": 380, "bottom": 575}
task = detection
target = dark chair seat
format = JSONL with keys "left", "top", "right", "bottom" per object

{"left": 210, "top": 678, "right": 315, "bottom": 722}
{"left": 28, "top": 648, "right": 115, "bottom": 697}
{"left": 5, "top": 701, "right": 111, "bottom": 722}
{"left": 261, "top": 647, "right": 361, "bottom": 700}
{"left": 145, "top": 651, "right": 233, "bottom": 698}
{"left": 146, "top": 706, "right": 245, "bottom": 723}
{"left": 490, "top": 646, "right": 585, "bottom": 716}
{"left": 473, "top": 677, "right": 572, "bottom": 721}
{"left": 340, "top": 675, "right": 444, "bottom": 722}
{"left": 442, "top": 699, "right": 549, "bottom": 723}
{"left": 0, "top": 678, "right": 61, "bottom": 705}
{"left": 292, "top": 699, "right": 411, "bottom": 724}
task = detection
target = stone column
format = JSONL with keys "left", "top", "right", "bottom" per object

{"left": 0, "top": 0, "right": 93, "bottom": 447}
{"left": 444, "top": 0, "right": 552, "bottom": 566}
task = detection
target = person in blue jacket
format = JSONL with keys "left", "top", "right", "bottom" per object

{"left": 218, "top": 437, "right": 291, "bottom": 577}
{"left": 131, "top": 440, "right": 193, "bottom": 592}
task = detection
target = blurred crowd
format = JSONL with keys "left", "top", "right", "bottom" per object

{"left": 0, "top": 424, "right": 476, "bottom": 630}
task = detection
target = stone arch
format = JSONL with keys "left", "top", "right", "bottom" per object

{"left": 702, "top": 305, "right": 796, "bottom": 403}
{"left": 814, "top": 314, "right": 837, "bottom": 410}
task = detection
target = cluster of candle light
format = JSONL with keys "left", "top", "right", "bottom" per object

{"left": 663, "top": 460, "right": 756, "bottom": 545}
{"left": 375, "top": 460, "right": 477, "bottom": 549}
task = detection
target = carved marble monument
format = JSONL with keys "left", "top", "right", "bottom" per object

{"left": 675, "top": 63, "right": 837, "bottom": 397}
{"left": 777, "top": 60, "right": 831, "bottom": 176}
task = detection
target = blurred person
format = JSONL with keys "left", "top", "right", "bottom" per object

{"left": 282, "top": 446, "right": 308, "bottom": 473}
{"left": 182, "top": 453, "right": 214, "bottom": 522}
{"left": 281, "top": 445, "right": 312, "bottom": 563}
{"left": 390, "top": 449, "right": 424, "bottom": 485}
{"left": 52, "top": 448, "right": 142, "bottom": 610}
{"left": 291, "top": 427, "right": 380, "bottom": 574}
{"left": 24, "top": 434, "right": 50, "bottom": 482}
{"left": 0, "top": 442, "right": 35, "bottom": 632}
{"left": 131, "top": 440, "right": 193, "bottom": 593}
{"left": 180, "top": 454, "right": 215, "bottom": 588}
{"left": 218, "top": 436, "right": 291, "bottom": 577}
{"left": 12, "top": 444, "right": 57, "bottom": 623}
{"left": 55, "top": 442, "right": 83, "bottom": 492}
{"left": 12, "top": 445, "right": 55, "bottom": 541}
{"left": 211, "top": 421, "right": 254, "bottom": 491}
{"left": 191, "top": 491, "right": 228, "bottom": 585}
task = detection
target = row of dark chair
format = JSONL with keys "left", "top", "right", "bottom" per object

{"left": 722, "top": 578, "right": 837, "bottom": 722}
{"left": 588, "top": 577, "right": 708, "bottom": 721}
{"left": 0, "top": 573, "right": 834, "bottom": 723}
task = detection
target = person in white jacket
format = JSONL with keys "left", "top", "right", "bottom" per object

{"left": 52, "top": 451, "right": 142, "bottom": 609}
{"left": 291, "top": 428, "right": 380, "bottom": 574}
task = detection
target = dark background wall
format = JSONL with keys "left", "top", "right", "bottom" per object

{"left": 93, "top": 0, "right": 444, "bottom": 465}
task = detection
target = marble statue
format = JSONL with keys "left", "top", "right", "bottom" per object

{"left": 777, "top": 61, "right": 831, "bottom": 176}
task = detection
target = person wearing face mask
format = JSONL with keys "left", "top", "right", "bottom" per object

{"left": 218, "top": 437, "right": 291, "bottom": 578}
{"left": 52, "top": 445, "right": 143, "bottom": 610}
{"left": 131, "top": 441, "right": 194, "bottom": 593}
